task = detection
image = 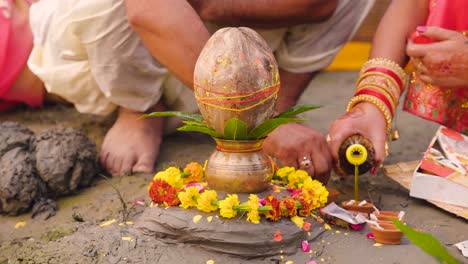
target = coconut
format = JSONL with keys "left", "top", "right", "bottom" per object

{"left": 194, "top": 27, "right": 279, "bottom": 134}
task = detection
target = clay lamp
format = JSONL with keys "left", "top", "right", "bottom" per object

{"left": 368, "top": 221, "right": 403, "bottom": 245}
{"left": 341, "top": 200, "right": 375, "bottom": 215}
{"left": 371, "top": 210, "right": 405, "bottom": 224}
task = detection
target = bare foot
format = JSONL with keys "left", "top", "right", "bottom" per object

{"left": 100, "top": 102, "right": 165, "bottom": 176}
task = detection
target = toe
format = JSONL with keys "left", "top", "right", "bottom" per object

{"left": 132, "top": 153, "right": 156, "bottom": 174}
{"left": 111, "top": 157, "right": 124, "bottom": 177}
{"left": 120, "top": 155, "right": 136, "bottom": 176}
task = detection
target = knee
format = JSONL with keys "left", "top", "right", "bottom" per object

{"left": 303, "top": 0, "right": 338, "bottom": 22}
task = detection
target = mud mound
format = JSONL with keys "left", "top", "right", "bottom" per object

{"left": 35, "top": 127, "right": 98, "bottom": 196}
{"left": 0, "top": 122, "right": 44, "bottom": 215}
{"left": 0, "top": 122, "right": 99, "bottom": 215}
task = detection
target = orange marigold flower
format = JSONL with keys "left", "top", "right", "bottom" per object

{"left": 148, "top": 179, "right": 180, "bottom": 206}
{"left": 280, "top": 198, "right": 297, "bottom": 217}
{"left": 183, "top": 162, "right": 204, "bottom": 184}
{"left": 297, "top": 198, "right": 313, "bottom": 217}
{"left": 264, "top": 194, "right": 281, "bottom": 221}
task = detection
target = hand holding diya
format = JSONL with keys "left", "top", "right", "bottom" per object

{"left": 144, "top": 27, "right": 320, "bottom": 193}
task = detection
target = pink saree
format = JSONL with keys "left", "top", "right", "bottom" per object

{"left": 404, "top": 0, "right": 468, "bottom": 134}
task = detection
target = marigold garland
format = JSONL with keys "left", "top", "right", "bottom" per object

{"left": 147, "top": 163, "right": 329, "bottom": 224}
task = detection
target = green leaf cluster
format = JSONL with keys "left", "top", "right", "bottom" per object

{"left": 141, "top": 104, "right": 321, "bottom": 140}
{"left": 392, "top": 219, "right": 460, "bottom": 264}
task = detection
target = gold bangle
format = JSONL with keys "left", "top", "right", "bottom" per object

{"left": 357, "top": 72, "right": 402, "bottom": 99}
{"left": 462, "top": 31, "right": 468, "bottom": 37}
{"left": 347, "top": 94, "right": 393, "bottom": 134}
{"left": 358, "top": 75, "right": 400, "bottom": 102}
{"left": 356, "top": 84, "right": 397, "bottom": 112}
{"left": 361, "top": 58, "right": 407, "bottom": 82}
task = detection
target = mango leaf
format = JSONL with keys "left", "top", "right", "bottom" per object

{"left": 182, "top": 121, "right": 209, "bottom": 127}
{"left": 177, "top": 125, "right": 223, "bottom": 138}
{"left": 276, "top": 104, "right": 322, "bottom": 118}
{"left": 248, "top": 118, "right": 305, "bottom": 140}
{"left": 223, "top": 118, "right": 248, "bottom": 140}
{"left": 392, "top": 219, "right": 460, "bottom": 264}
{"left": 141, "top": 111, "right": 204, "bottom": 123}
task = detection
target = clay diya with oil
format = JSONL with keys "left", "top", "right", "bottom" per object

{"left": 369, "top": 221, "right": 404, "bottom": 245}
{"left": 372, "top": 210, "right": 405, "bottom": 223}
{"left": 341, "top": 200, "right": 375, "bottom": 215}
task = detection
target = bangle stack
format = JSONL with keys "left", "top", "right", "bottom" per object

{"left": 347, "top": 58, "right": 406, "bottom": 134}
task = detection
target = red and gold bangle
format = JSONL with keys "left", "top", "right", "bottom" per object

{"left": 363, "top": 67, "right": 404, "bottom": 93}
{"left": 357, "top": 71, "right": 402, "bottom": 97}
{"left": 356, "top": 84, "right": 397, "bottom": 112}
{"left": 360, "top": 58, "right": 406, "bottom": 86}
{"left": 357, "top": 74, "right": 400, "bottom": 103}
{"left": 355, "top": 88, "right": 395, "bottom": 117}
{"left": 347, "top": 94, "right": 393, "bottom": 134}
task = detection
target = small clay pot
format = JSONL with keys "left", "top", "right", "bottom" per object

{"left": 373, "top": 211, "right": 405, "bottom": 223}
{"left": 341, "top": 200, "right": 375, "bottom": 214}
{"left": 370, "top": 222, "right": 403, "bottom": 245}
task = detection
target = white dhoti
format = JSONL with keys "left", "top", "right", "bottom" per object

{"left": 28, "top": 0, "right": 374, "bottom": 119}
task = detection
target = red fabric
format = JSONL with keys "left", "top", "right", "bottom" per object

{"left": 404, "top": 0, "right": 468, "bottom": 135}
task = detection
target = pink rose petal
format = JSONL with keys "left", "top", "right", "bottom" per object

{"left": 350, "top": 223, "right": 365, "bottom": 231}
{"left": 184, "top": 182, "right": 205, "bottom": 192}
{"left": 259, "top": 198, "right": 266, "bottom": 206}
{"left": 302, "top": 240, "right": 310, "bottom": 252}
{"left": 307, "top": 261, "right": 317, "bottom": 264}
{"left": 366, "top": 232, "right": 375, "bottom": 240}
{"left": 133, "top": 199, "right": 145, "bottom": 206}
{"left": 287, "top": 187, "right": 301, "bottom": 196}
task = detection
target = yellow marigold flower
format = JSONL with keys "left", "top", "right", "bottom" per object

{"left": 153, "top": 170, "right": 168, "bottom": 181}
{"left": 276, "top": 166, "right": 295, "bottom": 181}
{"left": 290, "top": 215, "right": 304, "bottom": 229}
{"left": 219, "top": 194, "right": 239, "bottom": 219}
{"left": 183, "top": 162, "right": 204, "bottom": 184}
{"left": 178, "top": 186, "right": 200, "bottom": 209}
{"left": 164, "top": 167, "right": 184, "bottom": 189}
{"left": 302, "top": 177, "right": 329, "bottom": 207}
{"left": 196, "top": 190, "right": 218, "bottom": 213}
{"left": 287, "top": 169, "right": 309, "bottom": 188}
{"left": 246, "top": 194, "right": 260, "bottom": 224}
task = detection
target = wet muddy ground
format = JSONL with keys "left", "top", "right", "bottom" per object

{"left": 0, "top": 72, "right": 466, "bottom": 264}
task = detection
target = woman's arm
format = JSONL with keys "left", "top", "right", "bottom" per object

{"left": 329, "top": 0, "right": 429, "bottom": 169}
{"left": 189, "top": 0, "right": 338, "bottom": 28}
{"left": 125, "top": 0, "right": 210, "bottom": 88}
{"left": 369, "top": 0, "right": 429, "bottom": 65}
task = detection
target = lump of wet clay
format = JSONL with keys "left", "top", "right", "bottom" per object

{"left": 0, "top": 122, "right": 44, "bottom": 215}
{"left": 35, "top": 127, "right": 98, "bottom": 196}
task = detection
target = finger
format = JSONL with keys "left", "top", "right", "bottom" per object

{"left": 298, "top": 154, "right": 314, "bottom": 174}
{"left": 366, "top": 131, "right": 386, "bottom": 167}
{"left": 406, "top": 41, "right": 429, "bottom": 57}
{"left": 414, "top": 60, "right": 429, "bottom": 74}
{"left": 310, "top": 146, "right": 332, "bottom": 184}
{"left": 419, "top": 74, "right": 434, "bottom": 84}
{"left": 419, "top": 26, "right": 461, "bottom": 41}
{"left": 328, "top": 117, "right": 359, "bottom": 161}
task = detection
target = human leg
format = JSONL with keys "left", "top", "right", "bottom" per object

{"left": 100, "top": 100, "right": 166, "bottom": 176}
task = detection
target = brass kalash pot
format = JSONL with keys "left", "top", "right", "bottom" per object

{"left": 194, "top": 27, "right": 279, "bottom": 193}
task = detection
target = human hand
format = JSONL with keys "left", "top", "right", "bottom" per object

{"left": 407, "top": 26, "right": 468, "bottom": 87}
{"left": 328, "top": 102, "right": 387, "bottom": 173}
{"left": 263, "top": 123, "right": 332, "bottom": 184}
